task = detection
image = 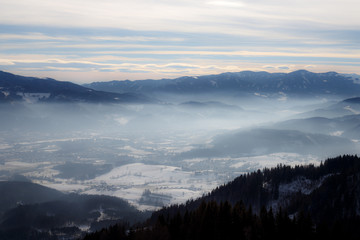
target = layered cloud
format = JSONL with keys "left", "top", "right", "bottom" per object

{"left": 1, "top": 0, "right": 359, "bottom": 30}
{"left": 0, "top": 0, "right": 359, "bottom": 82}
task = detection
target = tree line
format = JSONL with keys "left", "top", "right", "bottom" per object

{"left": 83, "top": 155, "right": 360, "bottom": 240}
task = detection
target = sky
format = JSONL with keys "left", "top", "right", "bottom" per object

{"left": 0, "top": 0, "right": 360, "bottom": 84}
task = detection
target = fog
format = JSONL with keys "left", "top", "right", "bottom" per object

{"left": 0, "top": 93, "right": 358, "bottom": 210}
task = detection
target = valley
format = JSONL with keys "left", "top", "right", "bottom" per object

{"left": 0, "top": 70, "right": 360, "bottom": 239}
{"left": 0, "top": 130, "right": 321, "bottom": 211}
{"left": 2, "top": 0, "right": 360, "bottom": 238}
{"left": 0, "top": 96, "right": 353, "bottom": 210}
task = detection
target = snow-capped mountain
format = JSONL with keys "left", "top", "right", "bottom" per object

{"left": 85, "top": 70, "right": 360, "bottom": 98}
{"left": 0, "top": 71, "right": 151, "bottom": 103}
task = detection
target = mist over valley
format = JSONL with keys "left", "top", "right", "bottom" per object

{"left": 1, "top": 70, "right": 360, "bottom": 238}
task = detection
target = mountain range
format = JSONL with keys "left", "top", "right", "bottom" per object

{"left": 1, "top": 70, "right": 360, "bottom": 104}
{"left": 0, "top": 71, "right": 151, "bottom": 103}
{"left": 84, "top": 70, "right": 360, "bottom": 98}
{"left": 1, "top": 69, "right": 360, "bottom": 240}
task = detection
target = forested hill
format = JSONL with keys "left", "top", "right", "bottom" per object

{"left": 0, "top": 182, "right": 150, "bottom": 240}
{"left": 84, "top": 155, "right": 360, "bottom": 240}
{"left": 153, "top": 155, "right": 360, "bottom": 223}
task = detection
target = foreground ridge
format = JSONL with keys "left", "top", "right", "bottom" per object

{"left": 84, "top": 155, "right": 360, "bottom": 240}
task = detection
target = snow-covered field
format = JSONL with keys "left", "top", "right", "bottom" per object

{"left": 230, "top": 153, "right": 320, "bottom": 170}
{"left": 0, "top": 131, "right": 321, "bottom": 211}
{"left": 24, "top": 161, "right": 222, "bottom": 211}
{"left": 83, "top": 163, "right": 220, "bottom": 210}
{"left": 31, "top": 152, "right": 319, "bottom": 210}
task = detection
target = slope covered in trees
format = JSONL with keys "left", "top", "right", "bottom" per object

{"left": 153, "top": 155, "right": 360, "bottom": 222}
{"left": 0, "top": 182, "right": 150, "bottom": 240}
{"left": 83, "top": 155, "right": 360, "bottom": 240}
{"left": 85, "top": 200, "right": 360, "bottom": 240}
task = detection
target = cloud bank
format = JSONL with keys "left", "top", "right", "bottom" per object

{"left": 0, "top": 0, "right": 359, "bottom": 82}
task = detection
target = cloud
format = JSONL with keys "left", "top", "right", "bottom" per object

{"left": 89, "top": 36, "right": 185, "bottom": 42}
{"left": 45, "top": 66, "right": 83, "bottom": 71}
{"left": 207, "top": 1, "right": 245, "bottom": 8}
{"left": 0, "top": 59, "right": 15, "bottom": 65}
{"left": 278, "top": 66, "right": 290, "bottom": 70}
{"left": 0, "top": 0, "right": 359, "bottom": 81}
{"left": 1, "top": 0, "right": 359, "bottom": 34}
{"left": 82, "top": 50, "right": 360, "bottom": 59}
{"left": 0, "top": 33, "right": 71, "bottom": 41}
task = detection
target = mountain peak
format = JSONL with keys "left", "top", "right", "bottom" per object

{"left": 289, "top": 69, "right": 313, "bottom": 75}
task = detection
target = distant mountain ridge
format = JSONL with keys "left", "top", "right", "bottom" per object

{"left": 0, "top": 71, "right": 151, "bottom": 103}
{"left": 2, "top": 70, "right": 359, "bottom": 102}
{"left": 84, "top": 70, "right": 360, "bottom": 97}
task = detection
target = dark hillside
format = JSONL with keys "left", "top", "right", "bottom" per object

{"left": 0, "top": 181, "right": 65, "bottom": 216}
{"left": 83, "top": 155, "right": 360, "bottom": 240}
{"left": 0, "top": 70, "right": 152, "bottom": 103}
{"left": 0, "top": 182, "right": 150, "bottom": 240}
{"left": 153, "top": 155, "right": 360, "bottom": 220}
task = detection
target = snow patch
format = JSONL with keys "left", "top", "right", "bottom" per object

{"left": 230, "top": 153, "right": 319, "bottom": 170}
{"left": 344, "top": 106, "right": 360, "bottom": 114}
{"left": 115, "top": 117, "right": 130, "bottom": 125}
{"left": 254, "top": 92, "right": 268, "bottom": 98}
{"left": 279, "top": 176, "right": 315, "bottom": 195}
{"left": 19, "top": 92, "right": 51, "bottom": 103}
{"left": 210, "top": 80, "right": 217, "bottom": 87}
{"left": 1, "top": 91, "right": 10, "bottom": 97}
{"left": 269, "top": 174, "right": 332, "bottom": 211}
{"left": 330, "top": 131, "right": 344, "bottom": 137}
